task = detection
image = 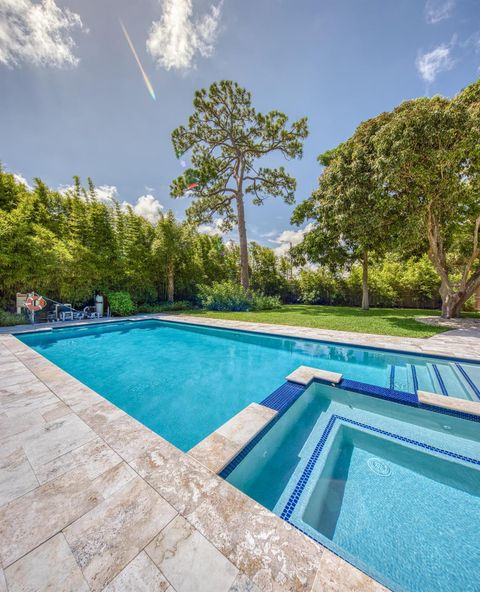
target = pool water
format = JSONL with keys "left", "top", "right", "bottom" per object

{"left": 225, "top": 383, "right": 480, "bottom": 592}
{"left": 18, "top": 319, "right": 480, "bottom": 451}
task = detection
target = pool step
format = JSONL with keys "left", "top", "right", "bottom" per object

{"left": 426, "top": 362, "right": 477, "bottom": 401}
{"left": 388, "top": 362, "right": 479, "bottom": 401}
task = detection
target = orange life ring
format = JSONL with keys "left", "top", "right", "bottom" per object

{"left": 25, "top": 295, "right": 47, "bottom": 312}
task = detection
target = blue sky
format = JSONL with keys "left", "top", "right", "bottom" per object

{"left": 1, "top": 0, "right": 479, "bottom": 252}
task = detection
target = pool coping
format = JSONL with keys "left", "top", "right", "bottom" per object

{"left": 0, "top": 332, "right": 389, "bottom": 592}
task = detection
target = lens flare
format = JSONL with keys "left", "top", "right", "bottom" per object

{"left": 120, "top": 20, "right": 156, "bottom": 101}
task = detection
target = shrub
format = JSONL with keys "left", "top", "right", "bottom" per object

{"left": 0, "top": 310, "right": 25, "bottom": 326}
{"left": 251, "top": 293, "right": 281, "bottom": 311}
{"left": 198, "top": 281, "right": 251, "bottom": 311}
{"left": 198, "top": 281, "right": 282, "bottom": 312}
{"left": 137, "top": 301, "right": 193, "bottom": 313}
{"left": 108, "top": 291, "right": 135, "bottom": 316}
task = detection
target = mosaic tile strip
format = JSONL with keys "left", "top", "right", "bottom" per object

{"left": 261, "top": 381, "right": 306, "bottom": 413}
{"left": 339, "top": 379, "right": 418, "bottom": 405}
{"left": 389, "top": 365, "right": 395, "bottom": 391}
{"left": 455, "top": 363, "right": 480, "bottom": 400}
{"left": 281, "top": 414, "right": 480, "bottom": 522}
{"left": 411, "top": 365, "right": 419, "bottom": 392}
{"left": 432, "top": 364, "right": 448, "bottom": 396}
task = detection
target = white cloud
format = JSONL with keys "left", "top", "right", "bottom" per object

{"left": 13, "top": 172, "right": 32, "bottom": 190}
{"left": 147, "top": 0, "right": 223, "bottom": 70}
{"left": 198, "top": 217, "right": 224, "bottom": 236}
{"left": 425, "top": 0, "right": 455, "bottom": 24}
{"left": 94, "top": 185, "right": 119, "bottom": 204}
{"left": 125, "top": 194, "right": 164, "bottom": 224}
{"left": 0, "top": 0, "right": 84, "bottom": 68}
{"left": 416, "top": 43, "right": 454, "bottom": 83}
{"left": 58, "top": 183, "right": 119, "bottom": 205}
{"left": 269, "top": 224, "right": 313, "bottom": 257}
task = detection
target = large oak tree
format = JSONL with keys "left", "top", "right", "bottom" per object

{"left": 170, "top": 80, "right": 308, "bottom": 289}
{"left": 374, "top": 80, "right": 480, "bottom": 318}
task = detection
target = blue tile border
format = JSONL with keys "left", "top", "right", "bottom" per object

{"left": 261, "top": 381, "right": 305, "bottom": 413}
{"left": 455, "top": 363, "right": 480, "bottom": 400}
{"left": 281, "top": 413, "right": 480, "bottom": 522}
{"left": 339, "top": 379, "right": 418, "bottom": 406}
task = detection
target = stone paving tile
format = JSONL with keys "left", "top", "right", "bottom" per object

{"left": 131, "top": 442, "right": 221, "bottom": 515}
{"left": 418, "top": 389, "right": 480, "bottom": 416}
{"left": 189, "top": 431, "right": 241, "bottom": 473}
{"left": 0, "top": 460, "right": 129, "bottom": 567}
{"left": 103, "top": 551, "right": 170, "bottom": 592}
{"left": 4, "top": 533, "right": 89, "bottom": 592}
{"left": 186, "top": 480, "right": 320, "bottom": 592}
{"left": 0, "top": 462, "right": 136, "bottom": 566}
{"left": 146, "top": 514, "right": 238, "bottom": 592}
{"left": 0, "top": 386, "right": 59, "bottom": 418}
{"left": 0, "top": 568, "right": 5, "bottom": 592}
{"left": 0, "top": 409, "right": 45, "bottom": 443}
{"left": 85, "top": 412, "right": 167, "bottom": 463}
{"left": 228, "top": 573, "right": 262, "bottom": 592}
{"left": 23, "top": 413, "right": 97, "bottom": 472}
{"left": 35, "top": 436, "right": 122, "bottom": 485}
{"left": 42, "top": 400, "right": 72, "bottom": 422}
{"left": 64, "top": 476, "right": 177, "bottom": 592}
{"left": 0, "top": 369, "right": 37, "bottom": 388}
{"left": 311, "top": 549, "right": 388, "bottom": 592}
{"left": 216, "top": 403, "right": 277, "bottom": 447}
{"left": 54, "top": 383, "right": 107, "bottom": 413}
{"left": 0, "top": 447, "right": 38, "bottom": 507}
{"left": 76, "top": 399, "right": 125, "bottom": 433}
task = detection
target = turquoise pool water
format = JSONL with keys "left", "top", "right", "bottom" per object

{"left": 18, "top": 319, "right": 480, "bottom": 451}
{"left": 226, "top": 384, "right": 480, "bottom": 592}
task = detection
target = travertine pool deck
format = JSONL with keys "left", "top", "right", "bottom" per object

{"left": 1, "top": 314, "right": 479, "bottom": 591}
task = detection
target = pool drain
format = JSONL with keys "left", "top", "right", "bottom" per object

{"left": 367, "top": 457, "right": 391, "bottom": 477}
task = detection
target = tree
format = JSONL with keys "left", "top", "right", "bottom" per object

{"left": 152, "top": 211, "right": 191, "bottom": 302}
{"left": 373, "top": 80, "right": 480, "bottom": 318}
{"left": 292, "top": 113, "right": 395, "bottom": 310}
{"left": 170, "top": 80, "right": 308, "bottom": 289}
{"left": 249, "top": 242, "right": 289, "bottom": 296}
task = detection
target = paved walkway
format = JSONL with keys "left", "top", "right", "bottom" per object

{"left": 1, "top": 315, "right": 479, "bottom": 592}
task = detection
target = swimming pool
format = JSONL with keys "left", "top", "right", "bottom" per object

{"left": 225, "top": 382, "right": 480, "bottom": 592}
{"left": 17, "top": 319, "right": 480, "bottom": 451}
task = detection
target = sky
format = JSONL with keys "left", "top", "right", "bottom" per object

{"left": 1, "top": 0, "right": 479, "bottom": 254}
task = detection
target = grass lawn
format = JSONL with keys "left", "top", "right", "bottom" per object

{"left": 175, "top": 304, "right": 479, "bottom": 338}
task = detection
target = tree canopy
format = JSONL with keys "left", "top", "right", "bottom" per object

{"left": 170, "top": 80, "right": 308, "bottom": 289}
{"left": 293, "top": 78, "right": 480, "bottom": 317}
{"left": 292, "top": 112, "right": 399, "bottom": 309}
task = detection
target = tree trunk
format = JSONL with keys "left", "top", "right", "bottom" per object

{"left": 167, "top": 263, "right": 174, "bottom": 303}
{"left": 361, "top": 251, "right": 369, "bottom": 310}
{"left": 236, "top": 194, "right": 249, "bottom": 290}
{"left": 439, "top": 282, "right": 466, "bottom": 319}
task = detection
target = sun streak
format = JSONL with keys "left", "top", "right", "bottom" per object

{"left": 120, "top": 20, "right": 156, "bottom": 101}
